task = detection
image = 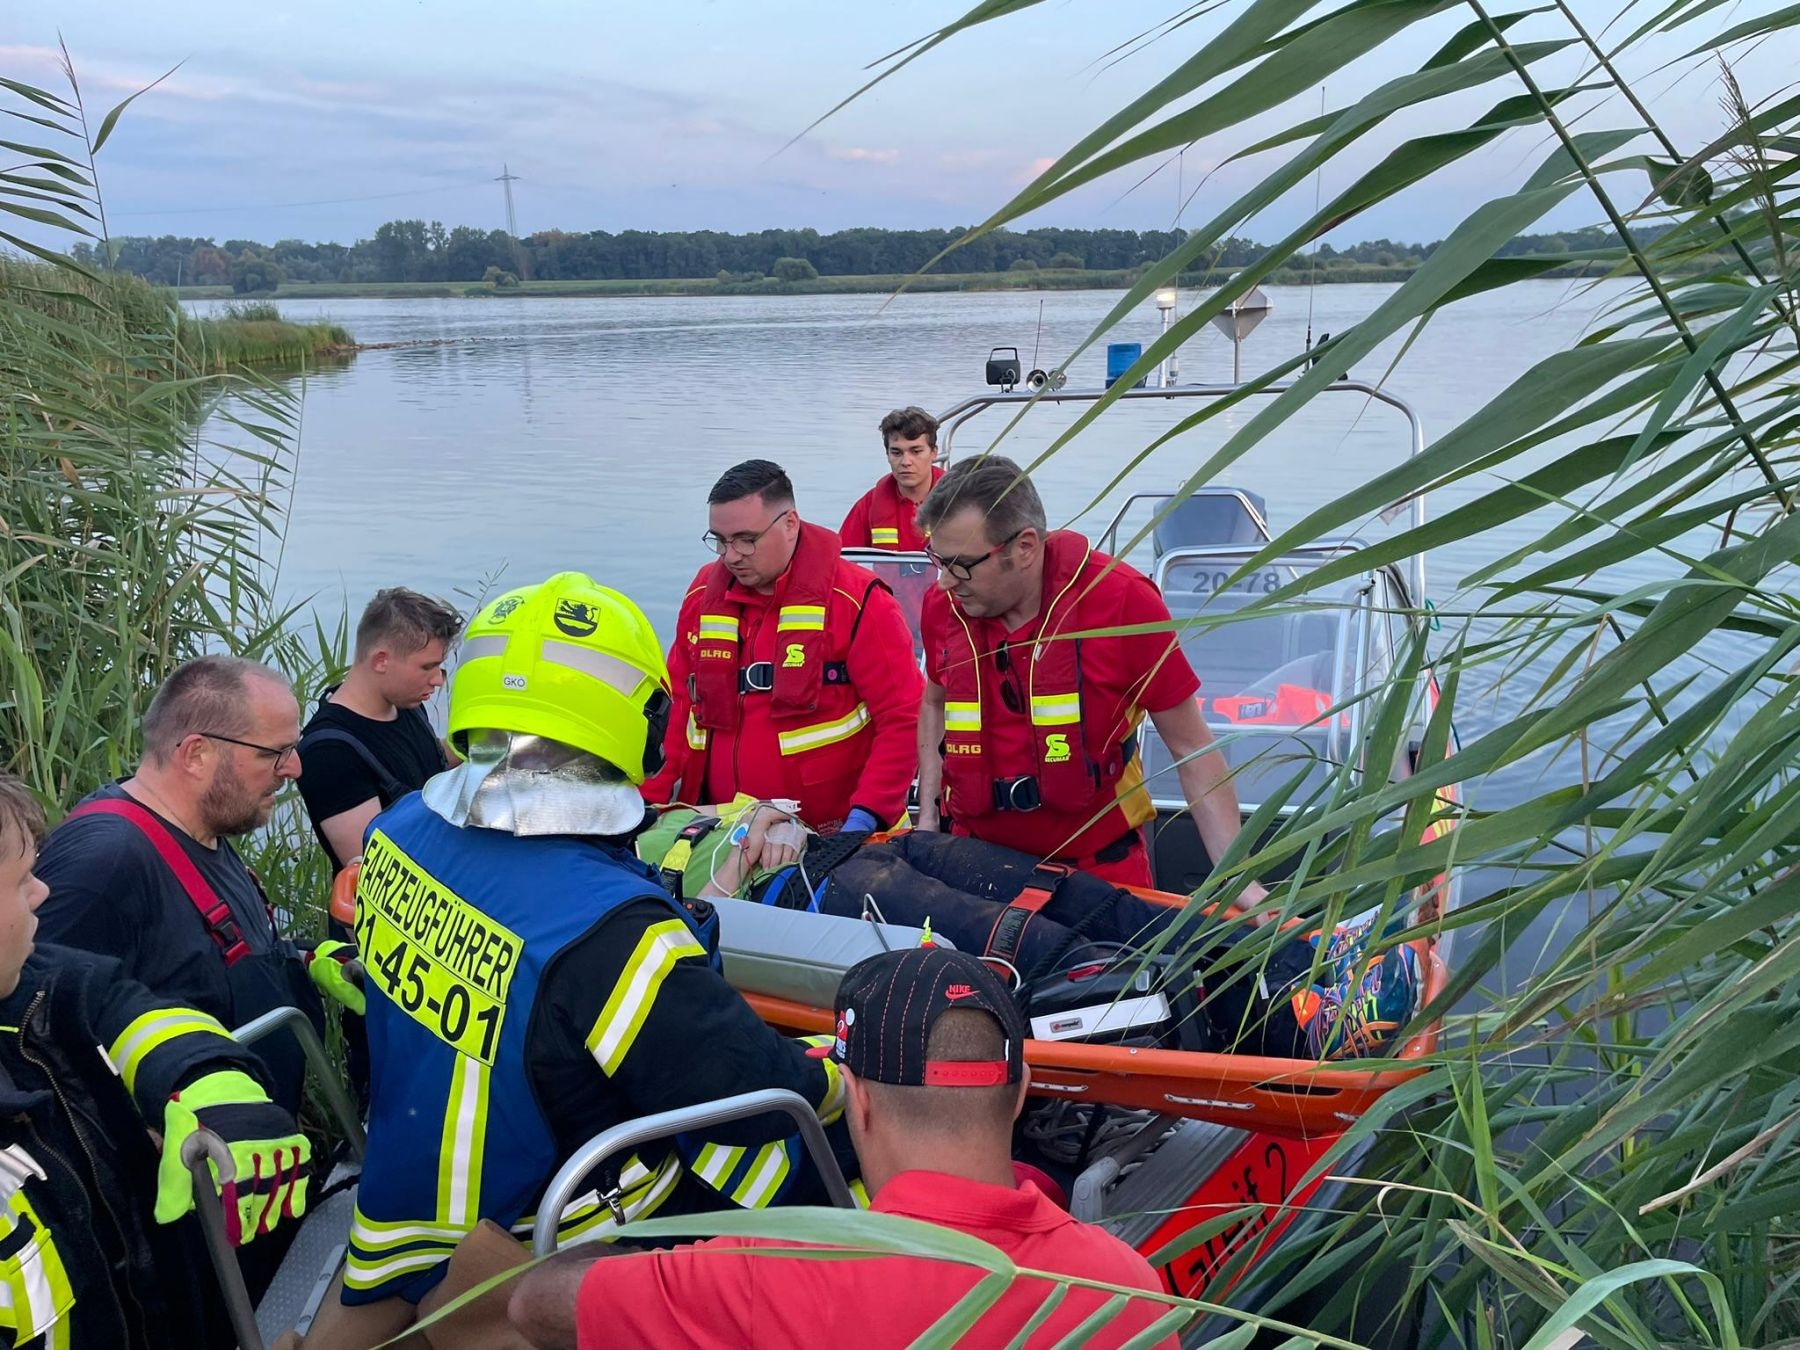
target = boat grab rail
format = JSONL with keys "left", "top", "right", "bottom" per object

{"left": 532, "top": 1087, "right": 857, "bottom": 1257}
{"left": 232, "top": 1005, "right": 367, "bottom": 1162}
{"left": 932, "top": 381, "right": 1428, "bottom": 606}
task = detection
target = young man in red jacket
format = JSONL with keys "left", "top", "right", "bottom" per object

{"left": 914, "top": 455, "right": 1270, "bottom": 907}
{"left": 839, "top": 406, "right": 947, "bottom": 552}
{"left": 510, "top": 946, "right": 1180, "bottom": 1349}
{"left": 643, "top": 460, "right": 923, "bottom": 835}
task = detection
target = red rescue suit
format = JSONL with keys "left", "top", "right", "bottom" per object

{"left": 923, "top": 532, "right": 1199, "bottom": 886}
{"left": 645, "top": 522, "right": 923, "bottom": 831}
{"left": 838, "top": 466, "right": 944, "bottom": 551}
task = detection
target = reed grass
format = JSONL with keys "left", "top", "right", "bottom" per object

{"left": 7, "top": 16, "right": 1799, "bottom": 1349}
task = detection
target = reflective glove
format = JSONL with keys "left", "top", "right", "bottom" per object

{"left": 155, "top": 1070, "right": 311, "bottom": 1245}
{"left": 797, "top": 1034, "right": 846, "bottom": 1124}
{"left": 841, "top": 808, "right": 879, "bottom": 834}
{"left": 307, "top": 939, "right": 366, "bottom": 1016}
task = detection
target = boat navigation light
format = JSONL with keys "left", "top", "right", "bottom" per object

{"left": 1154, "top": 288, "right": 1179, "bottom": 387}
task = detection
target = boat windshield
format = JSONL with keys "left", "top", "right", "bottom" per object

{"left": 1144, "top": 551, "right": 1372, "bottom": 811}
{"left": 1161, "top": 553, "right": 1364, "bottom": 721}
{"left": 840, "top": 546, "right": 1376, "bottom": 811}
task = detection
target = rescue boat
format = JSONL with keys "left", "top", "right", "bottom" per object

{"left": 817, "top": 380, "right": 1459, "bottom": 1318}
{"left": 214, "top": 381, "right": 1460, "bottom": 1348}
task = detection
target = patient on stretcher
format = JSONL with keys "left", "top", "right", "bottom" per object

{"left": 638, "top": 800, "right": 1420, "bottom": 1061}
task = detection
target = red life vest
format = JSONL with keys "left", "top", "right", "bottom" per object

{"left": 864, "top": 467, "right": 942, "bottom": 550}
{"left": 677, "top": 523, "right": 885, "bottom": 823}
{"left": 693, "top": 523, "right": 847, "bottom": 730}
{"left": 936, "top": 532, "right": 1140, "bottom": 829}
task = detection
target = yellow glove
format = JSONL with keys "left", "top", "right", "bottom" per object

{"left": 307, "top": 939, "right": 366, "bottom": 1016}
{"left": 155, "top": 1070, "right": 310, "bottom": 1245}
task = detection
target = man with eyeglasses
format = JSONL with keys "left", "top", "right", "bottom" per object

{"left": 34, "top": 655, "right": 330, "bottom": 1121}
{"left": 643, "top": 459, "right": 922, "bottom": 835}
{"left": 914, "top": 457, "right": 1270, "bottom": 908}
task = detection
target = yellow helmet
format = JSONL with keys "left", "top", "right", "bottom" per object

{"left": 450, "top": 572, "right": 672, "bottom": 783}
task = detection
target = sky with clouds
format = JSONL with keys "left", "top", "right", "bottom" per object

{"left": 4, "top": 1, "right": 1779, "bottom": 249}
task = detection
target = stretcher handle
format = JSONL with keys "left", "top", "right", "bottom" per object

{"left": 232, "top": 1005, "right": 367, "bottom": 1162}
{"left": 532, "top": 1087, "right": 855, "bottom": 1257}
{"left": 183, "top": 1127, "right": 265, "bottom": 1350}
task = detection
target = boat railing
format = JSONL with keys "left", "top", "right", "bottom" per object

{"left": 931, "top": 381, "right": 1428, "bottom": 606}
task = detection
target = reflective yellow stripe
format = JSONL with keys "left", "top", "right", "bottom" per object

{"left": 436, "top": 1056, "right": 490, "bottom": 1228}
{"left": 1029, "top": 692, "right": 1082, "bottom": 726}
{"left": 344, "top": 1238, "right": 460, "bottom": 1290}
{"left": 776, "top": 702, "right": 870, "bottom": 756}
{"left": 685, "top": 710, "right": 707, "bottom": 751}
{"left": 691, "top": 1143, "right": 744, "bottom": 1189}
{"left": 691, "top": 1140, "right": 792, "bottom": 1209}
{"left": 818, "top": 1056, "right": 845, "bottom": 1124}
{"left": 698, "top": 614, "right": 739, "bottom": 641}
{"left": 733, "top": 1142, "right": 792, "bottom": 1209}
{"left": 849, "top": 1178, "right": 871, "bottom": 1208}
{"left": 777, "top": 604, "right": 827, "bottom": 632}
{"left": 0, "top": 1193, "right": 74, "bottom": 1344}
{"left": 870, "top": 527, "right": 900, "bottom": 546}
{"left": 586, "top": 921, "right": 706, "bottom": 1074}
{"left": 348, "top": 1212, "right": 466, "bottom": 1252}
{"left": 106, "top": 1009, "right": 233, "bottom": 1097}
{"left": 944, "top": 701, "right": 982, "bottom": 733}
{"left": 511, "top": 1150, "right": 683, "bottom": 1244}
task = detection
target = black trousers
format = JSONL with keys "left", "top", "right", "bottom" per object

{"left": 794, "top": 833, "right": 1319, "bottom": 1056}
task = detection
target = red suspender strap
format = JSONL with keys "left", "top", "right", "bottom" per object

{"left": 65, "top": 798, "right": 251, "bottom": 967}
{"left": 983, "top": 863, "right": 1075, "bottom": 969}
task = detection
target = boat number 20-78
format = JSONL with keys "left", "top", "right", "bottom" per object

{"left": 1189, "top": 568, "right": 1282, "bottom": 595}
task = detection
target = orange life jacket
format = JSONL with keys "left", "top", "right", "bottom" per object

{"left": 1209, "top": 684, "right": 1334, "bottom": 726}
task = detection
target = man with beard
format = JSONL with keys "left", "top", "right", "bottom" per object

{"left": 34, "top": 656, "right": 332, "bottom": 1119}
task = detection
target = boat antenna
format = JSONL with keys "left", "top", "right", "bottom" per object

{"left": 1030, "top": 298, "right": 1045, "bottom": 371}
{"left": 1305, "top": 85, "right": 1325, "bottom": 354}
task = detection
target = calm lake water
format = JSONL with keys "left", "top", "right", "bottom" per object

{"left": 194, "top": 281, "right": 1629, "bottom": 634}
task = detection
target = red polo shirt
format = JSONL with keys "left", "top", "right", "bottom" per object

{"left": 839, "top": 466, "right": 945, "bottom": 551}
{"left": 921, "top": 548, "right": 1199, "bottom": 869}
{"left": 576, "top": 1171, "right": 1179, "bottom": 1349}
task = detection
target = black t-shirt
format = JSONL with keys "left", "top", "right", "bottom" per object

{"left": 298, "top": 689, "right": 447, "bottom": 869}
{"left": 33, "top": 784, "right": 279, "bottom": 1026}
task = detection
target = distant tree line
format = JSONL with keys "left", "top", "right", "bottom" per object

{"left": 73, "top": 221, "right": 1631, "bottom": 290}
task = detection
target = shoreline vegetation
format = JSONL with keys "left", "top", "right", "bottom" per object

{"left": 168, "top": 259, "right": 1621, "bottom": 303}
{"left": 1, "top": 259, "right": 353, "bottom": 369}
{"left": 85, "top": 220, "right": 1658, "bottom": 303}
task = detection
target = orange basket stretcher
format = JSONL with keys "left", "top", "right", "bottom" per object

{"left": 737, "top": 878, "right": 1444, "bottom": 1141}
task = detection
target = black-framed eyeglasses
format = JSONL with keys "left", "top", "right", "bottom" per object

{"left": 993, "top": 643, "right": 1026, "bottom": 715}
{"left": 702, "top": 508, "right": 793, "bottom": 558}
{"left": 925, "top": 530, "right": 1023, "bottom": 582}
{"left": 199, "top": 732, "right": 300, "bottom": 769}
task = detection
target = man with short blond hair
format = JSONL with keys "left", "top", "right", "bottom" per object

{"left": 298, "top": 586, "right": 463, "bottom": 872}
